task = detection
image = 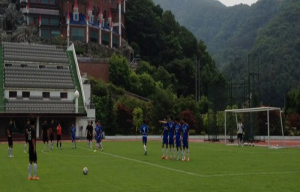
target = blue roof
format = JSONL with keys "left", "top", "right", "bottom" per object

{"left": 67, "top": 12, "right": 118, "bottom": 34}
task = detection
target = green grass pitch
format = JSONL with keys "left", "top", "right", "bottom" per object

{"left": 1, "top": 139, "right": 300, "bottom": 192}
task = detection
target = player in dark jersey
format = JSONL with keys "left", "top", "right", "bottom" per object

{"left": 94, "top": 120, "right": 103, "bottom": 152}
{"left": 41, "top": 120, "right": 49, "bottom": 151}
{"left": 181, "top": 118, "right": 190, "bottom": 162}
{"left": 28, "top": 120, "right": 39, "bottom": 180}
{"left": 71, "top": 123, "right": 76, "bottom": 149}
{"left": 24, "top": 120, "right": 30, "bottom": 153}
{"left": 168, "top": 116, "right": 175, "bottom": 159}
{"left": 159, "top": 118, "right": 169, "bottom": 159}
{"left": 86, "top": 121, "right": 93, "bottom": 149}
{"left": 140, "top": 120, "right": 149, "bottom": 155}
{"left": 174, "top": 118, "right": 183, "bottom": 160}
{"left": 7, "top": 120, "right": 14, "bottom": 158}
{"left": 49, "top": 120, "right": 55, "bottom": 150}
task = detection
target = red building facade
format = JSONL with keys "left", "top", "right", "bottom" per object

{"left": 20, "top": 0, "right": 126, "bottom": 48}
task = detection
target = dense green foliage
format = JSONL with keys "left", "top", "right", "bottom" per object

{"left": 2, "top": 142, "right": 300, "bottom": 192}
{"left": 153, "top": 0, "right": 300, "bottom": 107}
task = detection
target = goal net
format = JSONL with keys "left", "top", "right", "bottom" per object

{"left": 224, "top": 107, "right": 285, "bottom": 148}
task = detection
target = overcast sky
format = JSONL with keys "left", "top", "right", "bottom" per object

{"left": 218, "top": 0, "right": 259, "bottom": 6}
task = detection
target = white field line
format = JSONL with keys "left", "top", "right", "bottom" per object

{"left": 77, "top": 147, "right": 300, "bottom": 178}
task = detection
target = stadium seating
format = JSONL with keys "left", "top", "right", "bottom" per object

{"left": 2, "top": 42, "right": 77, "bottom": 113}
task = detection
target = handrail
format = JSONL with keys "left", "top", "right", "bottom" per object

{"left": 67, "top": 44, "right": 87, "bottom": 111}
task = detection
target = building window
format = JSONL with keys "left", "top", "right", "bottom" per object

{"left": 60, "top": 92, "right": 68, "bottom": 99}
{"left": 57, "top": 66, "right": 63, "bottom": 69}
{"left": 71, "top": 28, "right": 84, "bottom": 42}
{"left": 51, "top": 30, "right": 60, "bottom": 37}
{"left": 102, "top": 34, "right": 109, "bottom": 45}
{"left": 5, "top": 64, "right": 12, "bottom": 67}
{"left": 21, "top": 64, "right": 27, "bottom": 67}
{"left": 22, "top": 92, "right": 30, "bottom": 98}
{"left": 41, "top": 29, "right": 50, "bottom": 38}
{"left": 89, "top": 15, "right": 94, "bottom": 24}
{"left": 90, "top": 30, "right": 98, "bottom": 43}
{"left": 43, "top": 92, "right": 50, "bottom": 98}
{"left": 74, "top": 12, "right": 79, "bottom": 21}
{"left": 39, "top": 65, "right": 45, "bottom": 68}
{"left": 9, "top": 91, "right": 17, "bottom": 98}
{"left": 50, "top": 18, "right": 59, "bottom": 26}
{"left": 113, "top": 36, "right": 118, "bottom": 48}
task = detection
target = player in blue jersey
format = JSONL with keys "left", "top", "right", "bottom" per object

{"left": 181, "top": 118, "right": 190, "bottom": 161}
{"left": 174, "top": 118, "right": 183, "bottom": 160}
{"left": 159, "top": 118, "right": 169, "bottom": 159}
{"left": 71, "top": 123, "right": 76, "bottom": 149}
{"left": 168, "top": 116, "right": 175, "bottom": 159}
{"left": 140, "top": 120, "right": 149, "bottom": 155}
{"left": 94, "top": 120, "right": 103, "bottom": 152}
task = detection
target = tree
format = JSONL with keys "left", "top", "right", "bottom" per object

{"left": 153, "top": 66, "right": 177, "bottom": 90}
{"left": 102, "top": 94, "right": 117, "bottom": 135}
{"left": 166, "top": 58, "right": 195, "bottom": 96}
{"left": 133, "top": 107, "right": 144, "bottom": 135}
{"left": 109, "top": 54, "right": 131, "bottom": 90}
{"left": 179, "top": 110, "right": 197, "bottom": 131}
{"left": 116, "top": 103, "right": 133, "bottom": 135}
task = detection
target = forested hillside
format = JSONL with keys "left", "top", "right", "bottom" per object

{"left": 152, "top": 0, "right": 300, "bottom": 107}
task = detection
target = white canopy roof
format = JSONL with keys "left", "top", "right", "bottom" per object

{"left": 225, "top": 107, "right": 281, "bottom": 113}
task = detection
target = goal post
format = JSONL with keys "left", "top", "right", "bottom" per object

{"left": 224, "top": 107, "right": 285, "bottom": 148}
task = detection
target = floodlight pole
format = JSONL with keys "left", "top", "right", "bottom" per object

{"left": 224, "top": 111, "right": 227, "bottom": 145}
{"left": 267, "top": 108, "right": 270, "bottom": 147}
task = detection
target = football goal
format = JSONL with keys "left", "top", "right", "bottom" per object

{"left": 224, "top": 107, "right": 285, "bottom": 148}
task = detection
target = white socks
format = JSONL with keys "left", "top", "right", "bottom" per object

{"left": 28, "top": 164, "right": 31, "bottom": 177}
{"left": 33, "top": 163, "right": 37, "bottom": 177}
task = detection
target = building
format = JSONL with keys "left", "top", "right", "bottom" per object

{"left": 20, "top": 0, "right": 126, "bottom": 48}
{"left": 0, "top": 42, "right": 95, "bottom": 139}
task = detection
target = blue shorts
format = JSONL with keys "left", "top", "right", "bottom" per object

{"left": 162, "top": 137, "right": 168, "bottom": 145}
{"left": 96, "top": 137, "right": 101, "bottom": 143}
{"left": 168, "top": 136, "right": 174, "bottom": 145}
{"left": 72, "top": 135, "right": 76, "bottom": 141}
{"left": 176, "top": 139, "right": 181, "bottom": 148}
{"left": 182, "top": 139, "right": 188, "bottom": 148}
{"left": 142, "top": 137, "right": 147, "bottom": 144}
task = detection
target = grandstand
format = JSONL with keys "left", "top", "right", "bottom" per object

{"left": 0, "top": 42, "right": 95, "bottom": 139}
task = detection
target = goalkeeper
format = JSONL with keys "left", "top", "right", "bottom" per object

{"left": 237, "top": 119, "right": 244, "bottom": 146}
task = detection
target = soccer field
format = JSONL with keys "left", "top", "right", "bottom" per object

{"left": 1, "top": 139, "right": 300, "bottom": 192}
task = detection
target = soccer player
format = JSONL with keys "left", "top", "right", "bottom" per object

{"left": 71, "top": 123, "right": 76, "bottom": 149}
{"left": 181, "top": 118, "right": 190, "bottom": 162}
{"left": 7, "top": 120, "right": 14, "bottom": 158}
{"left": 41, "top": 120, "right": 49, "bottom": 151}
{"left": 49, "top": 120, "right": 55, "bottom": 150}
{"left": 174, "top": 118, "right": 183, "bottom": 160}
{"left": 24, "top": 120, "right": 30, "bottom": 153}
{"left": 237, "top": 119, "right": 244, "bottom": 146}
{"left": 159, "top": 118, "right": 169, "bottom": 159}
{"left": 56, "top": 122, "right": 62, "bottom": 149}
{"left": 140, "top": 120, "right": 149, "bottom": 155}
{"left": 168, "top": 116, "right": 175, "bottom": 159}
{"left": 28, "top": 120, "right": 39, "bottom": 180}
{"left": 94, "top": 120, "right": 103, "bottom": 152}
{"left": 86, "top": 121, "right": 93, "bottom": 149}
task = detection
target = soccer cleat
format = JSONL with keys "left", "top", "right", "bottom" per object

{"left": 177, "top": 157, "right": 180, "bottom": 161}
{"left": 169, "top": 157, "right": 172, "bottom": 160}
{"left": 23, "top": 151, "right": 26, "bottom": 153}
{"left": 28, "top": 177, "right": 32, "bottom": 180}
{"left": 32, "top": 177, "right": 40, "bottom": 180}
{"left": 182, "top": 158, "right": 186, "bottom": 162}
{"left": 144, "top": 151, "right": 147, "bottom": 156}
{"left": 187, "top": 158, "right": 190, "bottom": 162}
{"left": 161, "top": 156, "right": 165, "bottom": 159}
{"left": 166, "top": 157, "right": 168, "bottom": 160}
{"left": 94, "top": 149, "right": 97, "bottom": 152}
